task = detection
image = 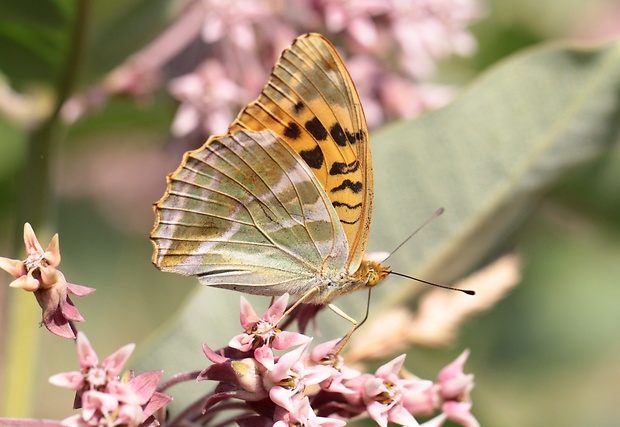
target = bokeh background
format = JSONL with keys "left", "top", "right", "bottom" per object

{"left": 1, "top": 1, "right": 620, "bottom": 426}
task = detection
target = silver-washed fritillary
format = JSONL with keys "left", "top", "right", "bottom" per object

{"left": 150, "top": 33, "right": 390, "bottom": 305}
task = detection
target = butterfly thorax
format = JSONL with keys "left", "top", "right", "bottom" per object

{"left": 304, "top": 260, "right": 391, "bottom": 305}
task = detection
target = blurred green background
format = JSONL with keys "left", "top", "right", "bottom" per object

{"left": 1, "top": 1, "right": 619, "bottom": 426}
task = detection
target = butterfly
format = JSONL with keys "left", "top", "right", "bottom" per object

{"left": 150, "top": 33, "right": 390, "bottom": 307}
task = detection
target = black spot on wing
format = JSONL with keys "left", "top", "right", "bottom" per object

{"left": 294, "top": 101, "right": 305, "bottom": 113}
{"left": 331, "top": 179, "right": 363, "bottom": 194}
{"left": 330, "top": 123, "right": 347, "bottom": 147}
{"left": 346, "top": 130, "right": 357, "bottom": 145}
{"left": 332, "top": 201, "right": 363, "bottom": 209}
{"left": 329, "top": 160, "right": 360, "bottom": 175}
{"left": 284, "top": 122, "right": 301, "bottom": 140}
{"left": 300, "top": 145, "right": 324, "bottom": 169}
{"left": 305, "top": 117, "right": 328, "bottom": 141}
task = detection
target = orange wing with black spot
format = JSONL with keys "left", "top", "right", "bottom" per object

{"left": 229, "top": 33, "right": 372, "bottom": 271}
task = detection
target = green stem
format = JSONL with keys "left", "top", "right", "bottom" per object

{"left": 1, "top": 0, "right": 91, "bottom": 417}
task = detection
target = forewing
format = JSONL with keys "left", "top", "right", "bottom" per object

{"left": 151, "top": 129, "right": 348, "bottom": 297}
{"left": 229, "top": 33, "right": 372, "bottom": 271}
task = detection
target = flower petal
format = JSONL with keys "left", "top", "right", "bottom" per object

{"left": 77, "top": 332, "right": 99, "bottom": 368}
{"left": 264, "top": 293, "right": 289, "bottom": 323}
{"left": 23, "top": 223, "right": 44, "bottom": 255}
{"left": 129, "top": 371, "right": 163, "bottom": 404}
{"left": 49, "top": 371, "right": 85, "bottom": 390}
{"left": 375, "top": 354, "right": 406, "bottom": 380}
{"left": 67, "top": 282, "right": 96, "bottom": 296}
{"left": 9, "top": 274, "right": 39, "bottom": 291}
{"left": 240, "top": 296, "right": 260, "bottom": 329}
{"left": 44, "top": 233, "right": 61, "bottom": 267}
{"left": 103, "top": 343, "right": 136, "bottom": 376}
{"left": 442, "top": 401, "right": 480, "bottom": 427}
{"left": 0, "top": 256, "right": 26, "bottom": 278}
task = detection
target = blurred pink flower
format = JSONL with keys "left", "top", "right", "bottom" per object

{"left": 273, "top": 396, "right": 347, "bottom": 427}
{"left": 0, "top": 223, "right": 94, "bottom": 339}
{"left": 50, "top": 332, "right": 171, "bottom": 427}
{"left": 169, "top": 59, "right": 247, "bottom": 137}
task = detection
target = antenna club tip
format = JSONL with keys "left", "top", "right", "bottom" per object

{"left": 462, "top": 290, "right": 476, "bottom": 296}
{"left": 437, "top": 207, "right": 445, "bottom": 215}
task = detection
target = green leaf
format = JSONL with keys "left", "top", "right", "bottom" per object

{"left": 371, "top": 39, "right": 620, "bottom": 308}
{"left": 0, "top": 0, "right": 71, "bottom": 87}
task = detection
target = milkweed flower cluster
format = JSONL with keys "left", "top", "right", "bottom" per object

{"left": 49, "top": 333, "right": 172, "bottom": 427}
{"left": 62, "top": 0, "right": 483, "bottom": 136}
{"left": 167, "top": 0, "right": 484, "bottom": 136}
{"left": 198, "top": 294, "right": 479, "bottom": 427}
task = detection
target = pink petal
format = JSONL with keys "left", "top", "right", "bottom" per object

{"left": 438, "top": 350, "right": 469, "bottom": 383}
{"left": 49, "top": 371, "right": 84, "bottom": 389}
{"left": 367, "top": 401, "right": 389, "bottom": 427}
{"left": 229, "top": 332, "right": 254, "bottom": 351}
{"left": 254, "top": 345, "right": 275, "bottom": 370}
{"left": 0, "top": 256, "right": 26, "bottom": 278}
{"left": 388, "top": 404, "right": 419, "bottom": 426}
{"left": 269, "top": 386, "right": 296, "bottom": 413}
{"left": 375, "top": 354, "right": 406, "bottom": 380}
{"left": 23, "top": 223, "right": 44, "bottom": 255}
{"left": 83, "top": 389, "right": 119, "bottom": 412}
{"left": 268, "top": 343, "right": 307, "bottom": 382}
{"left": 107, "top": 380, "right": 137, "bottom": 404}
{"left": 39, "top": 265, "right": 60, "bottom": 289}
{"left": 202, "top": 342, "right": 228, "bottom": 364}
{"left": 302, "top": 365, "right": 334, "bottom": 385}
{"left": 129, "top": 371, "right": 163, "bottom": 404}
{"left": 364, "top": 376, "right": 388, "bottom": 398}
{"left": 103, "top": 343, "right": 135, "bottom": 376}
{"left": 442, "top": 401, "right": 479, "bottom": 427}
{"left": 43, "top": 308, "right": 76, "bottom": 339}
{"left": 310, "top": 338, "right": 341, "bottom": 362}
{"left": 240, "top": 296, "right": 260, "bottom": 329}
{"left": 61, "top": 296, "right": 85, "bottom": 322}
{"left": 142, "top": 391, "right": 173, "bottom": 419}
{"left": 419, "top": 414, "right": 447, "bottom": 427}
{"left": 272, "top": 331, "right": 310, "bottom": 350}
{"left": 77, "top": 332, "right": 99, "bottom": 368}
{"left": 44, "top": 233, "right": 61, "bottom": 267}
{"left": 9, "top": 274, "right": 39, "bottom": 291}
{"left": 264, "top": 293, "right": 289, "bottom": 323}
{"left": 67, "top": 282, "right": 96, "bottom": 296}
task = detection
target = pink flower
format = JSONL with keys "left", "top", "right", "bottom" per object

{"left": 273, "top": 396, "right": 346, "bottom": 427}
{"left": 50, "top": 332, "right": 136, "bottom": 398}
{"left": 229, "top": 294, "right": 310, "bottom": 369}
{"left": 403, "top": 350, "right": 479, "bottom": 427}
{"left": 266, "top": 342, "right": 333, "bottom": 413}
{"left": 50, "top": 332, "right": 171, "bottom": 427}
{"left": 349, "top": 355, "right": 432, "bottom": 427}
{"left": 0, "top": 223, "right": 94, "bottom": 339}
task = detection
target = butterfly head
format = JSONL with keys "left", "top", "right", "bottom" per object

{"left": 357, "top": 260, "right": 391, "bottom": 288}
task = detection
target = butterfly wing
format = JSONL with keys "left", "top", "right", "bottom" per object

{"left": 151, "top": 129, "right": 349, "bottom": 296}
{"left": 229, "top": 33, "right": 372, "bottom": 272}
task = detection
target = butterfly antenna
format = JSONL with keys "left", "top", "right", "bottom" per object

{"left": 389, "top": 271, "right": 475, "bottom": 295}
{"left": 382, "top": 208, "right": 444, "bottom": 263}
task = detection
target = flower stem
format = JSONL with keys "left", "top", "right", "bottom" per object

{"left": 1, "top": 0, "right": 91, "bottom": 416}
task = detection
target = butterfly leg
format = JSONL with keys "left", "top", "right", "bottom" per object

{"left": 273, "top": 287, "right": 320, "bottom": 326}
{"left": 328, "top": 288, "right": 373, "bottom": 356}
